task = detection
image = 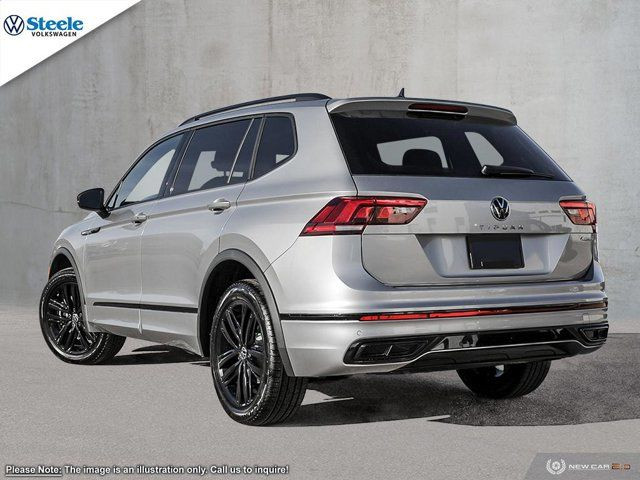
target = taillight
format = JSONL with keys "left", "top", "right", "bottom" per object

{"left": 301, "top": 197, "right": 427, "bottom": 236}
{"left": 559, "top": 200, "right": 596, "bottom": 226}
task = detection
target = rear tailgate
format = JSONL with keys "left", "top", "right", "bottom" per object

{"left": 353, "top": 175, "right": 593, "bottom": 285}
{"left": 328, "top": 99, "right": 595, "bottom": 286}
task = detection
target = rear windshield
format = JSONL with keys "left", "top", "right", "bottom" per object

{"left": 330, "top": 111, "right": 570, "bottom": 180}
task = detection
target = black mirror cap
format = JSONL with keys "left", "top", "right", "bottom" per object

{"left": 77, "top": 188, "right": 106, "bottom": 212}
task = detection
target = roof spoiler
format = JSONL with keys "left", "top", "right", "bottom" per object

{"left": 327, "top": 97, "right": 517, "bottom": 124}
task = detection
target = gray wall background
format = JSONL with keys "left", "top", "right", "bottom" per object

{"left": 1, "top": 0, "right": 638, "bottom": 331}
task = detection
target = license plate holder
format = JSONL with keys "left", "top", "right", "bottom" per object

{"left": 467, "top": 234, "right": 524, "bottom": 270}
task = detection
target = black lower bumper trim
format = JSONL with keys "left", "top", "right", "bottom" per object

{"left": 344, "top": 323, "right": 608, "bottom": 371}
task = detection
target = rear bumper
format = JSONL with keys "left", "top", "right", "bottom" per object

{"left": 280, "top": 303, "right": 608, "bottom": 377}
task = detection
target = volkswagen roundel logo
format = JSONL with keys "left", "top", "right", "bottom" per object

{"left": 3, "top": 15, "right": 24, "bottom": 35}
{"left": 490, "top": 196, "right": 510, "bottom": 221}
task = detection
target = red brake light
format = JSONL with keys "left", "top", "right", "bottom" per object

{"left": 301, "top": 197, "right": 427, "bottom": 236}
{"left": 408, "top": 103, "right": 468, "bottom": 114}
{"left": 559, "top": 200, "right": 596, "bottom": 226}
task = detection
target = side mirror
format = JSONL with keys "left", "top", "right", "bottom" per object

{"left": 77, "top": 188, "right": 106, "bottom": 213}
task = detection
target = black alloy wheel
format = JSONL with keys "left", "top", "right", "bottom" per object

{"left": 43, "top": 280, "right": 96, "bottom": 356}
{"left": 214, "top": 297, "right": 266, "bottom": 407}
{"left": 210, "top": 280, "right": 307, "bottom": 425}
{"left": 39, "top": 268, "right": 126, "bottom": 364}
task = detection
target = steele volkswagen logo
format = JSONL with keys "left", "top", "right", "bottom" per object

{"left": 490, "top": 196, "right": 510, "bottom": 221}
{"left": 3, "top": 15, "right": 83, "bottom": 37}
{"left": 3, "top": 15, "right": 25, "bottom": 35}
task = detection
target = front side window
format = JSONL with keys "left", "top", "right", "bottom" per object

{"left": 252, "top": 116, "right": 295, "bottom": 179}
{"left": 171, "top": 120, "right": 251, "bottom": 195}
{"left": 107, "top": 134, "right": 183, "bottom": 209}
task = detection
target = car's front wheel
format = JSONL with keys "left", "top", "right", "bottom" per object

{"left": 210, "top": 280, "right": 307, "bottom": 425}
{"left": 39, "top": 268, "right": 126, "bottom": 364}
{"left": 457, "top": 361, "right": 551, "bottom": 398}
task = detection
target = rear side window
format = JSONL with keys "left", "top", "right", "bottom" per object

{"left": 330, "top": 111, "right": 569, "bottom": 180}
{"left": 172, "top": 119, "right": 251, "bottom": 195}
{"left": 252, "top": 116, "right": 295, "bottom": 179}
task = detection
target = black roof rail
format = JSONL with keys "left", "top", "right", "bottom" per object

{"left": 179, "top": 92, "right": 331, "bottom": 126}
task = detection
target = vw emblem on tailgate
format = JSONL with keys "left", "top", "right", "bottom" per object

{"left": 490, "top": 197, "right": 510, "bottom": 221}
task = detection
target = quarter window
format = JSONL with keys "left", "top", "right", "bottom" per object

{"left": 252, "top": 116, "right": 295, "bottom": 179}
{"left": 107, "top": 134, "right": 183, "bottom": 209}
{"left": 172, "top": 120, "right": 251, "bottom": 195}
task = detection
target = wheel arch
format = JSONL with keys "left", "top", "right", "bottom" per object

{"left": 46, "top": 246, "right": 89, "bottom": 328}
{"left": 198, "top": 249, "right": 294, "bottom": 376}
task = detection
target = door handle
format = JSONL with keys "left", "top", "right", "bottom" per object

{"left": 208, "top": 198, "right": 231, "bottom": 213}
{"left": 132, "top": 213, "right": 148, "bottom": 224}
{"left": 81, "top": 227, "right": 101, "bottom": 236}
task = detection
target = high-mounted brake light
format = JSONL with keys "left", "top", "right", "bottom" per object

{"left": 408, "top": 103, "right": 468, "bottom": 114}
{"left": 559, "top": 200, "right": 596, "bottom": 226}
{"left": 301, "top": 197, "right": 427, "bottom": 236}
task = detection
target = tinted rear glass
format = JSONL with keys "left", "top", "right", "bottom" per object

{"left": 330, "top": 111, "right": 570, "bottom": 180}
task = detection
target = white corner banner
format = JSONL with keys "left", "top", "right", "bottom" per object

{"left": 0, "top": 0, "right": 141, "bottom": 86}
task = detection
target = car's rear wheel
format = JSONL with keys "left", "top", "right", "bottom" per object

{"left": 457, "top": 361, "right": 551, "bottom": 398}
{"left": 210, "top": 280, "right": 307, "bottom": 425}
{"left": 39, "top": 268, "right": 125, "bottom": 364}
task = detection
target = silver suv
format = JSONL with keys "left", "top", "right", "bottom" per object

{"left": 40, "top": 93, "right": 608, "bottom": 425}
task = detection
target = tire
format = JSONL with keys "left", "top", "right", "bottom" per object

{"left": 39, "top": 268, "right": 126, "bottom": 365}
{"left": 457, "top": 361, "right": 551, "bottom": 399}
{"left": 210, "top": 279, "right": 307, "bottom": 425}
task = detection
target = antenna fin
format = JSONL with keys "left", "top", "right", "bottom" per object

{"left": 397, "top": 88, "right": 405, "bottom": 98}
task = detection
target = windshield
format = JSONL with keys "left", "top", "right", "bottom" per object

{"left": 330, "top": 110, "right": 570, "bottom": 181}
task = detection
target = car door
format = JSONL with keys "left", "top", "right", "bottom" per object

{"left": 138, "top": 117, "right": 260, "bottom": 354}
{"left": 83, "top": 133, "right": 185, "bottom": 336}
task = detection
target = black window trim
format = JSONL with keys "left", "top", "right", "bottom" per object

{"left": 226, "top": 116, "right": 263, "bottom": 185}
{"left": 164, "top": 128, "right": 195, "bottom": 197}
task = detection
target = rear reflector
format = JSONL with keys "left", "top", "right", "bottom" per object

{"left": 360, "top": 310, "right": 510, "bottom": 321}
{"left": 408, "top": 103, "right": 468, "bottom": 114}
{"left": 359, "top": 300, "right": 608, "bottom": 321}
{"left": 559, "top": 200, "right": 596, "bottom": 226}
{"left": 301, "top": 197, "right": 427, "bottom": 236}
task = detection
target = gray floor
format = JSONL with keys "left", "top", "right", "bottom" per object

{"left": 1, "top": 305, "right": 638, "bottom": 480}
